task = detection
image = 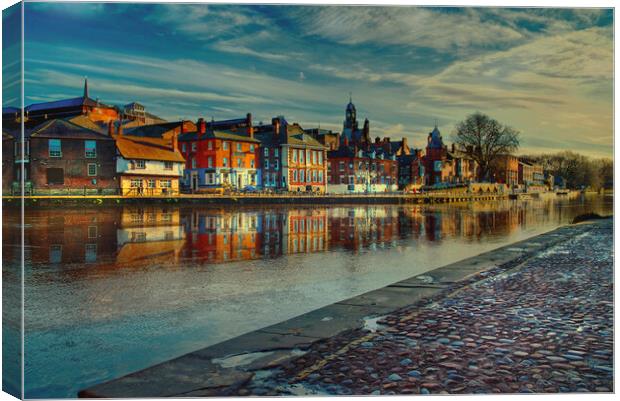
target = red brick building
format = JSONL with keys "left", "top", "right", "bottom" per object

{"left": 27, "top": 119, "right": 117, "bottom": 195}
{"left": 254, "top": 117, "right": 328, "bottom": 193}
{"left": 423, "top": 125, "right": 478, "bottom": 186}
{"left": 179, "top": 115, "right": 259, "bottom": 192}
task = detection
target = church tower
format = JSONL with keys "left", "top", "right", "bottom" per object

{"left": 343, "top": 93, "right": 358, "bottom": 131}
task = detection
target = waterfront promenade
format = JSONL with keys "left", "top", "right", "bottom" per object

{"left": 2, "top": 192, "right": 512, "bottom": 207}
{"left": 79, "top": 216, "right": 612, "bottom": 397}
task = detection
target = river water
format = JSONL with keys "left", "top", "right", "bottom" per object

{"left": 2, "top": 193, "right": 612, "bottom": 397}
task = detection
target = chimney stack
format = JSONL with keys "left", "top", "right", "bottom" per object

{"left": 272, "top": 117, "right": 280, "bottom": 137}
{"left": 246, "top": 113, "right": 253, "bottom": 138}
{"left": 172, "top": 132, "right": 179, "bottom": 152}
{"left": 197, "top": 118, "right": 206, "bottom": 135}
{"left": 108, "top": 121, "right": 113, "bottom": 136}
{"left": 451, "top": 143, "right": 455, "bottom": 153}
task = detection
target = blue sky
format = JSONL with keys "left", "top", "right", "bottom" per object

{"left": 7, "top": 3, "right": 614, "bottom": 157}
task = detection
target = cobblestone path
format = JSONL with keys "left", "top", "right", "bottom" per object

{"left": 263, "top": 220, "right": 613, "bottom": 395}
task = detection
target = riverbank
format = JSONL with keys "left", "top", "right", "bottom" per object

{"left": 78, "top": 216, "right": 612, "bottom": 397}
{"left": 2, "top": 192, "right": 510, "bottom": 207}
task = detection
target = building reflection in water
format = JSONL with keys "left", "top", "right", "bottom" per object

{"left": 7, "top": 194, "right": 610, "bottom": 270}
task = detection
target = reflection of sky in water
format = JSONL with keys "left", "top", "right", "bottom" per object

{"left": 2, "top": 194, "right": 612, "bottom": 397}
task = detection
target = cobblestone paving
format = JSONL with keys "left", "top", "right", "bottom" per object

{"left": 261, "top": 221, "right": 613, "bottom": 395}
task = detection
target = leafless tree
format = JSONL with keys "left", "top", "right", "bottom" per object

{"left": 452, "top": 112, "right": 520, "bottom": 181}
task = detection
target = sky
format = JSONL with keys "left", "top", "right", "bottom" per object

{"left": 4, "top": 2, "right": 614, "bottom": 158}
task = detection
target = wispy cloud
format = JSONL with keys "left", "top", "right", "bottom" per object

{"left": 19, "top": 4, "right": 614, "bottom": 157}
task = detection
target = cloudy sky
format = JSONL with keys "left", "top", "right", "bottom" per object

{"left": 7, "top": 3, "right": 614, "bottom": 157}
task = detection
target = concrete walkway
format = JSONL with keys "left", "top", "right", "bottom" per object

{"left": 78, "top": 219, "right": 611, "bottom": 397}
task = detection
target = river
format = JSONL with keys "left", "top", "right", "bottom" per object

{"left": 2, "top": 193, "right": 612, "bottom": 397}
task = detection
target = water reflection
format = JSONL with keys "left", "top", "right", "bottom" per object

{"left": 4, "top": 194, "right": 611, "bottom": 269}
{"left": 3, "top": 194, "right": 612, "bottom": 398}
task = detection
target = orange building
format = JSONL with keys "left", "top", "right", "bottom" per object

{"left": 492, "top": 154, "right": 519, "bottom": 188}
{"left": 179, "top": 116, "right": 260, "bottom": 192}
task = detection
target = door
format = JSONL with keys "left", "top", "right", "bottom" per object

{"left": 191, "top": 173, "right": 198, "bottom": 191}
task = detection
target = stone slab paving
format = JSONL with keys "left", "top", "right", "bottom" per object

{"left": 264, "top": 219, "right": 613, "bottom": 395}
{"left": 79, "top": 220, "right": 605, "bottom": 397}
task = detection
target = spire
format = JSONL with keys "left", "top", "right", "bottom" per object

{"left": 349, "top": 92, "right": 352, "bottom": 103}
{"left": 83, "top": 77, "right": 89, "bottom": 98}
{"left": 434, "top": 118, "right": 438, "bottom": 129}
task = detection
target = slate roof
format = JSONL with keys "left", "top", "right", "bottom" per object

{"left": 428, "top": 126, "right": 444, "bottom": 149}
{"left": 65, "top": 115, "right": 107, "bottom": 133}
{"left": 124, "top": 121, "right": 188, "bottom": 138}
{"left": 178, "top": 129, "right": 260, "bottom": 143}
{"left": 25, "top": 96, "right": 108, "bottom": 113}
{"left": 328, "top": 144, "right": 394, "bottom": 160}
{"left": 29, "top": 119, "right": 113, "bottom": 140}
{"left": 2, "top": 106, "right": 20, "bottom": 115}
{"left": 115, "top": 135, "right": 185, "bottom": 163}
{"left": 207, "top": 118, "right": 248, "bottom": 129}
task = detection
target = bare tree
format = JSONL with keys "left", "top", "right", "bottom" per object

{"left": 452, "top": 112, "right": 520, "bottom": 181}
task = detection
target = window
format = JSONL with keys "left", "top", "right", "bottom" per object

{"left": 318, "top": 152, "right": 323, "bottom": 164}
{"left": 275, "top": 149, "right": 279, "bottom": 157}
{"left": 191, "top": 142, "right": 197, "bottom": 152}
{"left": 250, "top": 159, "right": 255, "bottom": 168}
{"left": 160, "top": 180, "right": 172, "bottom": 188}
{"left": 237, "top": 158, "right": 242, "bottom": 167}
{"left": 206, "top": 173, "right": 215, "bottom": 185}
{"left": 349, "top": 176, "right": 355, "bottom": 184}
{"left": 313, "top": 170, "right": 317, "bottom": 182}
{"left": 307, "top": 171, "right": 312, "bottom": 182}
{"left": 49, "top": 139, "right": 61, "bottom": 157}
{"left": 265, "top": 159, "right": 269, "bottom": 170}
{"left": 147, "top": 179, "right": 156, "bottom": 188}
{"left": 339, "top": 161, "right": 345, "bottom": 171}
{"left": 299, "top": 150, "right": 304, "bottom": 164}
{"left": 88, "top": 226, "right": 97, "bottom": 239}
{"left": 223, "top": 142, "right": 229, "bottom": 150}
{"left": 46, "top": 168, "right": 64, "bottom": 184}
{"left": 208, "top": 157, "right": 213, "bottom": 168}
{"left": 135, "top": 160, "right": 146, "bottom": 169}
{"left": 292, "top": 149, "right": 297, "bottom": 162}
{"left": 85, "top": 244, "right": 97, "bottom": 263}
{"left": 162, "top": 161, "right": 172, "bottom": 170}
{"left": 250, "top": 144, "right": 255, "bottom": 152}
{"left": 293, "top": 170, "right": 298, "bottom": 181}
{"left": 318, "top": 171, "right": 323, "bottom": 183}
{"left": 312, "top": 151, "right": 317, "bottom": 165}
{"left": 191, "top": 158, "right": 197, "bottom": 169}
{"left": 85, "top": 140, "right": 96, "bottom": 158}
{"left": 49, "top": 245, "right": 62, "bottom": 264}
{"left": 300, "top": 170, "right": 305, "bottom": 182}
{"left": 87, "top": 163, "right": 97, "bottom": 176}
{"left": 237, "top": 143, "right": 242, "bottom": 151}
{"left": 208, "top": 141, "right": 213, "bottom": 150}
{"left": 223, "top": 157, "right": 228, "bottom": 167}
{"left": 274, "top": 159, "right": 279, "bottom": 170}
{"left": 182, "top": 143, "right": 187, "bottom": 152}
{"left": 130, "top": 179, "right": 142, "bottom": 188}
{"left": 264, "top": 148, "right": 269, "bottom": 157}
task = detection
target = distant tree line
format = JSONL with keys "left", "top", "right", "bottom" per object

{"left": 522, "top": 151, "right": 613, "bottom": 190}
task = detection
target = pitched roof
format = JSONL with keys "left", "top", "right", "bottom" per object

{"left": 65, "top": 115, "right": 107, "bottom": 133}
{"left": 179, "top": 129, "right": 260, "bottom": 143}
{"left": 2, "top": 106, "right": 20, "bottom": 115}
{"left": 29, "top": 119, "right": 113, "bottom": 140}
{"left": 25, "top": 96, "right": 111, "bottom": 113}
{"left": 124, "top": 121, "right": 188, "bottom": 138}
{"left": 115, "top": 134, "right": 185, "bottom": 162}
